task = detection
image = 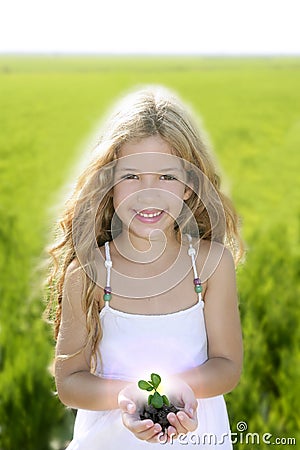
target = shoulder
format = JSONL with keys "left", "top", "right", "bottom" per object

{"left": 211, "top": 243, "right": 235, "bottom": 275}
{"left": 196, "top": 240, "right": 235, "bottom": 283}
{"left": 64, "top": 258, "right": 103, "bottom": 312}
{"left": 64, "top": 258, "right": 85, "bottom": 294}
{"left": 61, "top": 258, "right": 88, "bottom": 320}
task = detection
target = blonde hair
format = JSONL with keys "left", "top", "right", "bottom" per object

{"left": 47, "top": 86, "right": 244, "bottom": 371}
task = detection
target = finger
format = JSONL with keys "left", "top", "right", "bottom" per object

{"left": 128, "top": 421, "right": 163, "bottom": 442}
{"left": 176, "top": 410, "right": 198, "bottom": 433}
{"left": 184, "top": 401, "right": 198, "bottom": 417}
{"left": 167, "top": 412, "right": 187, "bottom": 435}
{"left": 118, "top": 393, "right": 137, "bottom": 414}
{"left": 166, "top": 425, "right": 178, "bottom": 440}
{"left": 180, "top": 393, "right": 198, "bottom": 414}
{"left": 141, "top": 424, "right": 163, "bottom": 443}
{"left": 122, "top": 412, "right": 153, "bottom": 433}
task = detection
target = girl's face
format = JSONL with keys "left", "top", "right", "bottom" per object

{"left": 113, "top": 135, "right": 192, "bottom": 241}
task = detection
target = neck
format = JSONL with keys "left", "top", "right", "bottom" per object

{"left": 113, "top": 228, "right": 180, "bottom": 264}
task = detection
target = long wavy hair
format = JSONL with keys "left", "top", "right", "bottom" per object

{"left": 47, "top": 86, "right": 244, "bottom": 372}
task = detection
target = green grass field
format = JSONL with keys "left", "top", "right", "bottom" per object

{"left": 1, "top": 55, "right": 299, "bottom": 449}
{"left": 1, "top": 55, "right": 299, "bottom": 244}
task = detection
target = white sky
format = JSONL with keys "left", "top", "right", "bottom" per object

{"left": 0, "top": 0, "right": 299, "bottom": 54}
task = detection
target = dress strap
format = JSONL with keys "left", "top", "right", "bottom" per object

{"left": 103, "top": 241, "right": 112, "bottom": 305}
{"left": 186, "top": 234, "right": 204, "bottom": 306}
{"left": 103, "top": 238, "right": 204, "bottom": 307}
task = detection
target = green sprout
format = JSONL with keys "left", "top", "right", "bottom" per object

{"left": 138, "top": 373, "right": 170, "bottom": 409}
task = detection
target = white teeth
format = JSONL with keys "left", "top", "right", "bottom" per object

{"left": 137, "top": 210, "right": 162, "bottom": 218}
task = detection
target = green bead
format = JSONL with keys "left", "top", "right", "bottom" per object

{"left": 103, "top": 293, "right": 112, "bottom": 301}
{"left": 195, "top": 285, "right": 203, "bottom": 293}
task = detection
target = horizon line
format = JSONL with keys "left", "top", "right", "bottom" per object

{"left": 1, "top": 51, "right": 300, "bottom": 58}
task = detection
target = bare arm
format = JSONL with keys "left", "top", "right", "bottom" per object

{"left": 177, "top": 246, "right": 243, "bottom": 398}
{"left": 55, "top": 260, "right": 131, "bottom": 411}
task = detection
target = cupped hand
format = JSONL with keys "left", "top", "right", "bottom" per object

{"left": 118, "top": 378, "right": 198, "bottom": 443}
{"left": 164, "top": 377, "right": 198, "bottom": 440}
{"left": 118, "top": 383, "right": 163, "bottom": 443}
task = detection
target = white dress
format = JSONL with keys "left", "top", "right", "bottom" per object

{"left": 66, "top": 242, "right": 233, "bottom": 449}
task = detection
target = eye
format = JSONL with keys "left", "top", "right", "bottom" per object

{"left": 121, "top": 174, "right": 139, "bottom": 180}
{"left": 160, "top": 174, "right": 177, "bottom": 181}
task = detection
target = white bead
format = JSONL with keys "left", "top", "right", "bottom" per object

{"left": 104, "top": 260, "right": 112, "bottom": 268}
{"left": 188, "top": 247, "right": 196, "bottom": 256}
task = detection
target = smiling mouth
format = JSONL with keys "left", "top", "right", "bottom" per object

{"left": 136, "top": 209, "right": 163, "bottom": 218}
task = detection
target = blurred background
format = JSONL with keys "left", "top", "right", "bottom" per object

{"left": 0, "top": 1, "right": 299, "bottom": 448}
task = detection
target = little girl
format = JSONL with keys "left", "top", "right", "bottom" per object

{"left": 48, "top": 86, "right": 244, "bottom": 449}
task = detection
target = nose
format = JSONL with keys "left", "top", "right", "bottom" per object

{"left": 136, "top": 174, "right": 161, "bottom": 205}
{"left": 140, "top": 173, "right": 158, "bottom": 189}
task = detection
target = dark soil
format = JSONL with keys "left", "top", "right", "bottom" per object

{"left": 140, "top": 403, "right": 180, "bottom": 431}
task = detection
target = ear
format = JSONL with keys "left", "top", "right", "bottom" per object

{"left": 183, "top": 170, "right": 195, "bottom": 201}
{"left": 183, "top": 185, "right": 193, "bottom": 201}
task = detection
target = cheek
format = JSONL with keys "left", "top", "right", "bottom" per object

{"left": 112, "top": 185, "right": 124, "bottom": 210}
{"left": 113, "top": 185, "right": 136, "bottom": 211}
{"left": 166, "top": 184, "right": 187, "bottom": 202}
{"left": 163, "top": 188, "right": 186, "bottom": 212}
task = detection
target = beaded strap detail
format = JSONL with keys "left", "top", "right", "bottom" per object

{"left": 103, "top": 236, "right": 203, "bottom": 305}
{"left": 187, "top": 234, "right": 203, "bottom": 301}
{"left": 103, "top": 241, "right": 112, "bottom": 303}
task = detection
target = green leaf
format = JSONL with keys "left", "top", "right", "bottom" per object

{"left": 138, "top": 380, "right": 153, "bottom": 391}
{"left": 151, "top": 392, "right": 164, "bottom": 409}
{"left": 148, "top": 394, "right": 153, "bottom": 405}
{"left": 162, "top": 395, "right": 170, "bottom": 406}
{"left": 150, "top": 373, "right": 161, "bottom": 389}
